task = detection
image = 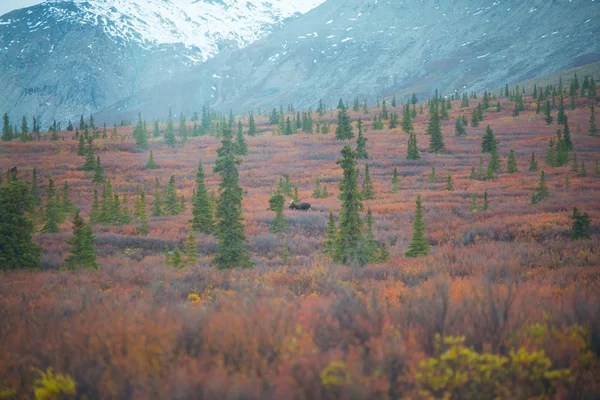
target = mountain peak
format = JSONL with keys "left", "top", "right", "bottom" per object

{"left": 34, "top": 0, "right": 327, "bottom": 60}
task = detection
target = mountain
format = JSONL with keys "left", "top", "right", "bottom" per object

{"left": 99, "top": 0, "right": 600, "bottom": 122}
{"left": 0, "top": 0, "right": 325, "bottom": 126}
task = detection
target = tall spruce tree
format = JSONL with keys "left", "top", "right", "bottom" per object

{"left": 0, "top": 175, "right": 41, "bottom": 269}
{"left": 407, "top": 132, "right": 420, "bottom": 160}
{"left": 481, "top": 125, "right": 496, "bottom": 153}
{"left": 248, "top": 113, "right": 257, "bottom": 136}
{"left": 362, "top": 163, "right": 375, "bottom": 200}
{"left": 355, "top": 118, "right": 368, "bottom": 159}
{"left": 92, "top": 157, "right": 105, "bottom": 183}
{"left": 191, "top": 160, "right": 214, "bottom": 234}
{"left": 531, "top": 171, "right": 549, "bottom": 204}
{"left": 589, "top": 103, "right": 597, "bottom": 137}
{"left": 332, "top": 145, "right": 367, "bottom": 266}
{"left": 41, "top": 177, "right": 60, "bottom": 233}
{"left": 335, "top": 105, "right": 353, "bottom": 140}
{"left": 427, "top": 104, "right": 444, "bottom": 152}
{"left": 507, "top": 149, "right": 518, "bottom": 173}
{"left": 164, "top": 109, "right": 176, "bottom": 145}
{"left": 570, "top": 207, "right": 591, "bottom": 239}
{"left": 544, "top": 100, "right": 554, "bottom": 124}
{"left": 405, "top": 194, "right": 429, "bottom": 257}
{"left": 212, "top": 127, "right": 253, "bottom": 269}
{"left": 235, "top": 121, "right": 248, "bottom": 155}
{"left": 268, "top": 191, "right": 288, "bottom": 234}
{"left": 145, "top": 150, "right": 160, "bottom": 169}
{"left": 64, "top": 209, "right": 97, "bottom": 270}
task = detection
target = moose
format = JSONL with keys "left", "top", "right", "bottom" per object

{"left": 289, "top": 200, "right": 311, "bottom": 211}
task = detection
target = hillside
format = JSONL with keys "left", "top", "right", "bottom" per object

{"left": 98, "top": 0, "right": 600, "bottom": 122}
{"left": 1, "top": 74, "right": 599, "bottom": 398}
{"left": 0, "top": 0, "right": 324, "bottom": 126}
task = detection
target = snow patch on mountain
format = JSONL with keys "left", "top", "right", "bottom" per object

{"left": 11, "top": 0, "right": 326, "bottom": 61}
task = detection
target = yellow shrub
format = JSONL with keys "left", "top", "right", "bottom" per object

{"left": 33, "top": 368, "right": 76, "bottom": 400}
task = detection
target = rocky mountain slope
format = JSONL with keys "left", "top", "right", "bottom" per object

{"left": 99, "top": 0, "right": 600, "bottom": 123}
{"left": 0, "top": 0, "right": 325, "bottom": 125}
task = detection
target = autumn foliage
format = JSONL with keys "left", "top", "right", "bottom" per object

{"left": 1, "top": 81, "right": 599, "bottom": 398}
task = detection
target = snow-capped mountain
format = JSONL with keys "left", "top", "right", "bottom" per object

{"left": 99, "top": 0, "right": 600, "bottom": 123}
{"left": 41, "top": 0, "right": 326, "bottom": 61}
{"left": 0, "top": 0, "right": 325, "bottom": 125}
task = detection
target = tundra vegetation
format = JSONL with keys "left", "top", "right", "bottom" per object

{"left": 0, "top": 72, "right": 599, "bottom": 399}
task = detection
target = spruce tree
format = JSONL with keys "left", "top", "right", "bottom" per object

{"left": 83, "top": 140, "right": 96, "bottom": 171}
{"left": 248, "top": 113, "right": 257, "bottom": 136}
{"left": 481, "top": 125, "right": 496, "bottom": 153}
{"left": 428, "top": 104, "right": 444, "bottom": 152}
{"left": 471, "top": 194, "right": 478, "bottom": 213}
{"left": 268, "top": 191, "right": 288, "bottom": 234}
{"left": 507, "top": 149, "right": 518, "bottom": 173}
{"left": 531, "top": 171, "right": 549, "bottom": 204}
{"left": 2, "top": 113, "right": 12, "bottom": 142}
{"left": 62, "top": 181, "right": 74, "bottom": 215}
{"left": 191, "top": 160, "right": 214, "bottom": 234}
{"left": 90, "top": 189, "right": 100, "bottom": 223}
{"left": 454, "top": 118, "right": 465, "bottom": 136}
{"left": 235, "top": 120, "right": 248, "bottom": 155}
{"left": 64, "top": 209, "right": 97, "bottom": 270}
{"left": 571, "top": 153, "right": 579, "bottom": 172}
{"left": 589, "top": 103, "right": 597, "bottom": 137}
{"left": 41, "top": 177, "right": 60, "bottom": 233}
{"left": 364, "top": 207, "right": 378, "bottom": 263}
{"left": 312, "top": 178, "right": 322, "bottom": 198}
{"left": 544, "top": 100, "right": 554, "bottom": 124}
{"left": 212, "top": 127, "right": 253, "bottom": 269}
{"left": 145, "top": 150, "right": 160, "bottom": 169}
{"left": 134, "top": 113, "right": 148, "bottom": 149}
{"left": 570, "top": 207, "right": 591, "bottom": 239}
{"left": 362, "top": 163, "right": 374, "bottom": 200}
{"left": 335, "top": 106, "right": 353, "bottom": 140}
{"left": 164, "top": 175, "right": 181, "bottom": 215}
{"left": 355, "top": 118, "right": 368, "bottom": 159}
{"left": 557, "top": 95, "right": 566, "bottom": 124}
{"left": 470, "top": 166, "right": 478, "bottom": 180}
{"left": 77, "top": 135, "right": 85, "bottom": 156}
{"left": 321, "top": 185, "right": 329, "bottom": 198}
{"left": 482, "top": 191, "right": 489, "bottom": 211}
{"left": 92, "top": 156, "right": 105, "bottom": 183}
{"left": 136, "top": 189, "right": 149, "bottom": 236}
{"left": 164, "top": 109, "right": 176, "bottom": 145}
{"left": 565, "top": 175, "right": 570, "bottom": 191}
{"left": 405, "top": 195, "right": 429, "bottom": 257}
{"left": 0, "top": 175, "right": 41, "bottom": 269}
{"left": 99, "top": 179, "right": 114, "bottom": 223}
{"left": 446, "top": 175, "right": 454, "bottom": 191}
{"left": 529, "top": 152, "right": 539, "bottom": 172}
{"left": 402, "top": 104, "right": 413, "bottom": 133}
{"left": 322, "top": 210, "right": 337, "bottom": 256}
{"left": 332, "top": 145, "right": 367, "bottom": 266}
{"left": 407, "top": 132, "right": 420, "bottom": 160}
{"left": 579, "top": 161, "right": 587, "bottom": 177}
{"left": 429, "top": 167, "right": 436, "bottom": 183}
